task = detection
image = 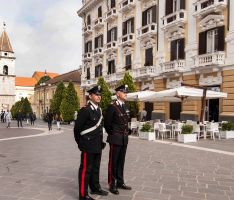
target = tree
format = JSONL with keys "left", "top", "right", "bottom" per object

{"left": 11, "top": 99, "right": 23, "bottom": 118}
{"left": 97, "top": 77, "right": 112, "bottom": 114}
{"left": 119, "top": 72, "right": 139, "bottom": 118}
{"left": 21, "top": 97, "right": 33, "bottom": 116}
{"left": 60, "top": 82, "right": 80, "bottom": 122}
{"left": 50, "top": 82, "right": 65, "bottom": 115}
{"left": 36, "top": 75, "right": 51, "bottom": 86}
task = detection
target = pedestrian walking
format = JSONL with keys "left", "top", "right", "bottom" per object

{"left": 47, "top": 110, "right": 53, "bottom": 131}
{"left": 74, "top": 85, "right": 108, "bottom": 200}
{"left": 26, "top": 113, "right": 30, "bottom": 124}
{"left": 5, "top": 109, "right": 12, "bottom": 128}
{"left": 30, "top": 112, "right": 36, "bottom": 125}
{"left": 104, "top": 84, "right": 132, "bottom": 195}
{"left": 16, "top": 110, "right": 23, "bottom": 127}
{"left": 56, "top": 114, "right": 62, "bottom": 130}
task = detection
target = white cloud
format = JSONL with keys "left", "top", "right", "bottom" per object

{"left": 0, "top": 0, "right": 83, "bottom": 76}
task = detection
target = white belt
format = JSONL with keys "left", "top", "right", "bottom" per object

{"left": 80, "top": 115, "right": 103, "bottom": 136}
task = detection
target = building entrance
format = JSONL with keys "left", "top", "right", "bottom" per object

{"left": 170, "top": 102, "right": 181, "bottom": 120}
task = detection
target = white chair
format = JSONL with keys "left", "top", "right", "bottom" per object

{"left": 154, "top": 122, "right": 160, "bottom": 139}
{"left": 193, "top": 124, "right": 202, "bottom": 140}
{"left": 207, "top": 122, "right": 220, "bottom": 140}
{"left": 130, "top": 121, "right": 139, "bottom": 136}
{"left": 158, "top": 123, "right": 171, "bottom": 140}
{"left": 173, "top": 122, "right": 183, "bottom": 138}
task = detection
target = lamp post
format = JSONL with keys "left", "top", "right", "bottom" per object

{"left": 40, "top": 82, "right": 46, "bottom": 115}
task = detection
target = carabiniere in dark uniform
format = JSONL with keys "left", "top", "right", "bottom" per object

{"left": 74, "top": 85, "right": 108, "bottom": 200}
{"left": 104, "top": 84, "right": 132, "bottom": 195}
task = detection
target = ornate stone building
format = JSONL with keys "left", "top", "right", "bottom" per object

{"left": 78, "top": 0, "right": 234, "bottom": 122}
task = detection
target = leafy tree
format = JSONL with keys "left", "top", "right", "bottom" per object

{"left": 21, "top": 97, "right": 33, "bottom": 116}
{"left": 97, "top": 77, "right": 112, "bottom": 114}
{"left": 60, "top": 82, "right": 80, "bottom": 122}
{"left": 119, "top": 72, "right": 139, "bottom": 118}
{"left": 50, "top": 82, "right": 65, "bottom": 115}
{"left": 36, "top": 75, "right": 51, "bottom": 86}
{"left": 11, "top": 99, "right": 23, "bottom": 118}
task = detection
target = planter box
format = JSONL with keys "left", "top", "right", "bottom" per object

{"left": 220, "top": 131, "right": 234, "bottom": 139}
{"left": 178, "top": 134, "right": 197, "bottom": 143}
{"left": 139, "top": 131, "right": 155, "bottom": 141}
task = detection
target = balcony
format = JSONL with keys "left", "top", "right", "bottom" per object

{"left": 161, "top": 10, "right": 187, "bottom": 31}
{"left": 119, "top": 33, "right": 135, "bottom": 47}
{"left": 83, "top": 52, "right": 92, "bottom": 61}
{"left": 193, "top": 0, "right": 227, "bottom": 18}
{"left": 93, "top": 17, "right": 104, "bottom": 29}
{"left": 161, "top": 60, "right": 186, "bottom": 74}
{"left": 119, "top": 0, "right": 135, "bottom": 13}
{"left": 132, "top": 66, "right": 157, "bottom": 79}
{"left": 105, "top": 8, "right": 118, "bottom": 22}
{"left": 93, "top": 47, "right": 103, "bottom": 57}
{"left": 83, "top": 25, "right": 92, "bottom": 36}
{"left": 192, "top": 51, "right": 225, "bottom": 69}
{"left": 81, "top": 78, "right": 98, "bottom": 88}
{"left": 104, "top": 41, "right": 118, "bottom": 53}
{"left": 138, "top": 23, "right": 157, "bottom": 40}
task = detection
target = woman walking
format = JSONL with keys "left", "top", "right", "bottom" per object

{"left": 5, "top": 110, "right": 12, "bottom": 128}
{"left": 56, "top": 114, "right": 62, "bottom": 131}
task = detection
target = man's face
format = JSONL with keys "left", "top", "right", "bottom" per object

{"left": 116, "top": 91, "right": 127, "bottom": 102}
{"left": 89, "top": 93, "right": 101, "bottom": 104}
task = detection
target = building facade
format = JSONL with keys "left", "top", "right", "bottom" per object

{"left": 0, "top": 26, "right": 15, "bottom": 111}
{"left": 33, "top": 70, "right": 84, "bottom": 118}
{"left": 78, "top": 0, "right": 234, "bottom": 122}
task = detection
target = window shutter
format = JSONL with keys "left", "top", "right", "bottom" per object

{"left": 98, "top": 6, "right": 102, "bottom": 17}
{"left": 142, "top": 10, "right": 147, "bottom": 26}
{"left": 180, "top": 0, "right": 185, "bottom": 9}
{"left": 199, "top": 31, "right": 207, "bottom": 55}
{"left": 114, "top": 27, "right": 117, "bottom": 41}
{"left": 170, "top": 40, "right": 176, "bottom": 61}
{"left": 111, "top": 0, "right": 115, "bottom": 8}
{"left": 152, "top": 6, "right": 157, "bottom": 23}
{"left": 107, "top": 30, "right": 110, "bottom": 43}
{"left": 95, "top": 37, "right": 98, "bottom": 49}
{"left": 166, "top": 0, "right": 173, "bottom": 15}
{"left": 123, "top": 22, "right": 127, "bottom": 35}
{"left": 90, "top": 41, "right": 92, "bottom": 52}
{"left": 178, "top": 38, "right": 185, "bottom": 59}
{"left": 131, "top": 18, "right": 134, "bottom": 33}
{"left": 85, "top": 43, "right": 88, "bottom": 53}
{"left": 218, "top": 26, "right": 225, "bottom": 51}
{"left": 101, "top": 35, "right": 103, "bottom": 47}
{"left": 87, "top": 15, "right": 91, "bottom": 25}
{"left": 145, "top": 48, "right": 153, "bottom": 66}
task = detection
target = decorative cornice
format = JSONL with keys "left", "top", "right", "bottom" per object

{"left": 200, "top": 14, "right": 224, "bottom": 31}
{"left": 77, "top": 0, "right": 103, "bottom": 17}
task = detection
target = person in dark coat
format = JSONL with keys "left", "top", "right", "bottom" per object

{"left": 47, "top": 110, "right": 53, "bottom": 131}
{"left": 104, "top": 84, "right": 132, "bottom": 195}
{"left": 16, "top": 110, "right": 23, "bottom": 127}
{"left": 74, "top": 85, "right": 108, "bottom": 200}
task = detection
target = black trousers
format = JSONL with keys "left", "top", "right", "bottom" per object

{"left": 78, "top": 151, "right": 102, "bottom": 198}
{"left": 48, "top": 121, "right": 52, "bottom": 130}
{"left": 108, "top": 144, "right": 127, "bottom": 187}
{"left": 17, "top": 120, "right": 22, "bottom": 127}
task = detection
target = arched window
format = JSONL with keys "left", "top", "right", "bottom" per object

{"left": 3, "top": 65, "right": 8, "bottom": 75}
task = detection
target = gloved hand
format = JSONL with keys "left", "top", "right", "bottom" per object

{"left": 102, "top": 142, "right": 106, "bottom": 150}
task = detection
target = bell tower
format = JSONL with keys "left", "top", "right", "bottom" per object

{"left": 0, "top": 23, "right": 16, "bottom": 110}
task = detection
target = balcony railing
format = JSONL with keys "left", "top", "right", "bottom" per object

{"left": 162, "top": 10, "right": 187, "bottom": 30}
{"left": 104, "top": 41, "right": 118, "bottom": 52}
{"left": 193, "top": 0, "right": 227, "bottom": 18}
{"left": 93, "top": 17, "right": 104, "bottom": 29}
{"left": 193, "top": 51, "right": 225, "bottom": 69}
{"left": 119, "top": 0, "right": 135, "bottom": 13}
{"left": 105, "top": 8, "right": 118, "bottom": 22}
{"left": 83, "top": 52, "right": 92, "bottom": 61}
{"left": 161, "top": 60, "right": 186, "bottom": 74}
{"left": 93, "top": 47, "right": 103, "bottom": 56}
{"left": 83, "top": 25, "right": 92, "bottom": 35}
{"left": 119, "top": 33, "right": 135, "bottom": 46}
{"left": 138, "top": 23, "right": 157, "bottom": 39}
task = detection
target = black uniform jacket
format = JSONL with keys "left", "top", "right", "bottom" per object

{"left": 74, "top": 103, "right": 103, "bottom": 154}
{"left": 104, "top": 101, "right": 130, "bottom": 146}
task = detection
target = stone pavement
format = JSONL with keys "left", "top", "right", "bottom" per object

{"left": 0, "top": 122, "right": 234, "bottom": 200}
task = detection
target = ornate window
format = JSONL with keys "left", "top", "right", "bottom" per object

{"left": 3, "top": 65, "right": 8, "bottom": 75}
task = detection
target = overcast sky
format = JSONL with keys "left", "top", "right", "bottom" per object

{"left": 0, "top": 0, "right": 83, "bottom": 77}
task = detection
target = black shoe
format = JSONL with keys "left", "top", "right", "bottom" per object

{"left": 79, "top": 195, "right": 95, "bottom": 200}
{"left": 117, "top": 183, "right": 132, "bottom": 190}
{"left": 109, "top": 187, "right": 119, "bottom": 195}
{"left": 90, "top": 188, "right": 108, "bottom": 196}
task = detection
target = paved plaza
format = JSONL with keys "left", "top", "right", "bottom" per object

{"left": 0, "top": 121, "right": 234, "bottom": 200}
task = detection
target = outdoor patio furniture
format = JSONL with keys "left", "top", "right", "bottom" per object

{"left": 193, "top": 124, "right": 203, "bottom": 140}
{"left": 206, "top": 122, "right": 220, "bottom": 140}
{"left": 173, "top": 122, "right": 183, "bottom": 138}
{"left": 158, "top": 123, "right": 171, "bottom": 140}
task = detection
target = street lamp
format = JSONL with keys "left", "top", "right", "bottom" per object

{"left": 40, "top": 82, "right": 46, "bottom": 115}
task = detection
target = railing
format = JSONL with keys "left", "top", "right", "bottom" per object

{"left": 93, "top": 17, "right": 103, "bottom": 29}
{"left": 193, "top": 0, "right": 227, "bottom": 17}
{"left": 193, "top": 51, "right": 225, "bottom": 68}
{"left": 94, "top": 47, "right": 103, "bottom": 55}
{"left": 83, "top": 25, "right": 92, "bottom": 35}
{"left": 119, "top": 33, "right": 135, "bottom": 46}
{"left": 119, "top": 0, "right": 135, "bottom": 12}
{"left": 83, "top": 52, "right": 92, "bottom": 60}
{"left": 131, "top": 66, "right": 157, "bottom": 78}
{"left": 106, "top": 8, "right": 117, "bottom": 21}
{"left": 138, "top": 23, "right": 157, "bottom": 38}
{"left": 105, "top": 41, "right": 117, "bottom": 51}
{"left": 162, "top": 10, "right": 186, "bottom": 29}
{"left": 162, "top": 60, "right": 186, "bottom": 73}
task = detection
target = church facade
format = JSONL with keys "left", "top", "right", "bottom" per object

{"left": 0, "top": 28, "right": 15, "bottom": 111}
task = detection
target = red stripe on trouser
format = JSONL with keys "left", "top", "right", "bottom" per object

{"left": 81, "top": 152, "right": 87, "bottom": 197}
{"left": 108, "top": 145, "right": 113, "bottom": 185}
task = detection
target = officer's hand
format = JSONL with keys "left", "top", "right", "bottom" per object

{"left": 102, "top": 142, "right": 106, "bottom": 150}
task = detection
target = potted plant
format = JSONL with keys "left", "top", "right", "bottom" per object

{"left": 139, "top": 122, "right": 155, "bottom": 141}
{"left": 220, "top": 122, "right": 234, "bottom": 139}
{"left": 178, "top": 124, "right": 197, "bottom": 143}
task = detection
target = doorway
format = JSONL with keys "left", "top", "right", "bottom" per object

{"left": 144, "top": 102, "right": 153, "bottom": 120}
{"left": 170, "top": 102, "right": 181, "bottom": 120}
{"left": 206, "top": 99, "right": 219, "bottom": 122}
